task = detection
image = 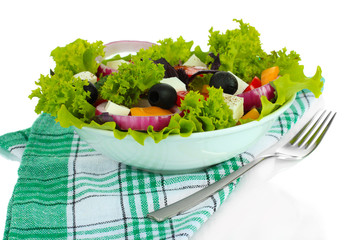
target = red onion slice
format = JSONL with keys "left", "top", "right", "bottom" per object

{"left": 96, "top": 40, "right": 156, "bottom": 77}
{"left": 96, "top": 102, "right": 180, "bottom": 131}
{"left": 236, "top": 83, "right": 276, "bottom": 112}
{"left": 97, "top": 64, "right": 118, "bottom": 77}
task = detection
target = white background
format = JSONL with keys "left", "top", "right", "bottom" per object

{"left": 0, "top": 0, "right": 359, "bottom": 239}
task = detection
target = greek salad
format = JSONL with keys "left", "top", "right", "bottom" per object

{"left": 29, "top": 19, "right": 324, "bottom": 144}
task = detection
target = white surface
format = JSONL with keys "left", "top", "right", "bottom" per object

{"left": 0, "top": 0, "right": 359, "bottom": 239}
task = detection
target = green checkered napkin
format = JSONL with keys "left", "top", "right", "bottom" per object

{"left": 0, "top": 90, "right": 315, "bottom": 240}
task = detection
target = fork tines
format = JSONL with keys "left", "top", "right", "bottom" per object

{"left": 291, "top": 109, "right": 337, "bottom": 149}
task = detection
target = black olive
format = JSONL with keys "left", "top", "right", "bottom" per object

{"left": 148, "top": 83, "right": 177, "bottom": 109}
{"left": 209, "top": 71, "right": 238, "bottom": 94}
{"left": 83, "top": 81, "right": 98, "bottom": 105}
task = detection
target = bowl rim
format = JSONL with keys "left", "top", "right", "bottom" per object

{"left": 78, "top": 94, "right": 296, "bottom": 141}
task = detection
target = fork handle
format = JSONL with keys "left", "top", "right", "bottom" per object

{"left": 147, "top": 156, "right": 272, "bottom": 222}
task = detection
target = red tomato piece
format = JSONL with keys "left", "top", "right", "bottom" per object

{"left": 176, "top": 90, "right": 209, "bottom": 107}
{"left": 244, "top": 76, "right": 262, "bottom": 92}
{"left": 176, "top": 91, "right": 188, "bottom": 106}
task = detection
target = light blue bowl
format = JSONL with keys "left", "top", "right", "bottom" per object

{"left": 75, "top": 94, "right": 295, "bottom": 174}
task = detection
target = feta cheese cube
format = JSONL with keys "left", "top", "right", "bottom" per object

{"left": 223, "top": 93, "right": 244, "bottom": 121}
{"left": 106, "top": 59, "right": 130, "bottom": 69}
{"left": 73, "top": 71, "right": 98, "bottom": 85}
{"left": 160, "top": 77, "right": 186, "bottom": 92}
{"left": 105, "top": 101, "right": 130, "bottom": 116}
{"left": 183, "top": 54, "right": 207, "bottom": 68}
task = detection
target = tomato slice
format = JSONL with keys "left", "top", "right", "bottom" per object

{"left": 244, "top": 76, "right": 262, "bottom": 92}
{"left": 176, "top": 90, "right": 208, "bottom": 107}
{"left": 176, "top": 91, "right": 188, "bottom": 106}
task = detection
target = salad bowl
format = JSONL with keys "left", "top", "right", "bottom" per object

{"left": 64, "top": 39, "right": 299, "bottom": 174}
{"left": 65, "top": 40, "right": 294, "bottom": 174}
{"left": 27, "top": 20, "right": 324, "bottom": 174}
{"left": 30, "top": 33, "right": 323, "bottom": 174}
{"left": 74, "top": 93, "right": 295, "bottom": 174}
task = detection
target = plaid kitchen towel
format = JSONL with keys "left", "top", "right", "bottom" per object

{"left": 0, "top": 90, "right": 316, "bottom": 240}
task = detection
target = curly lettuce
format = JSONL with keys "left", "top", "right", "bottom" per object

{"left": 208, "top": 19, "right": 267, "bottom": 82}
{"left": 29, "top": 39, "right": 105, "bottom": 122}
{"left": 150, "top": 87, "right": 236, "bottom": 138}
{"left": 51, "top": 38, "right": 105, "bottom": 74}
{"left": 99, "top": 58, "right": 165, "bottom": 107}
{"left": 135, "top": 36, "right": 193, "bottom": 66}
{"left": 29, "top": 70, "right": 95, "bottom": 122}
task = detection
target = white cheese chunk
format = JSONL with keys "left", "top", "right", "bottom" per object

{"left": 73, "top": 71, "right": 97, "bottom": 84}
{"left": 183, "top": 54, "right": 207, "bottom": 68}
{"left": 223, "top": 93, "right": 244, "bottom": 121}
{"left": 228, "top": 71, "right": 248, "bottom": 95}
{"left": 105, "top": 101, "right": 130, "bottom": 116}
{"left": 106, "top": 59, "right": 130, "bottom": 69}
{"left": 160, "top": 77, "right": 186, "bottom": 92}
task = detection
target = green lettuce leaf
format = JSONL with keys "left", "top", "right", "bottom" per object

{"left": 51, "top": 38, "right": 105, "bottom": 74}
{"left": 29, "top": 70, "right": 95, "bottom": 122}
{"left": 256, "top": 66, "right": 323, "bottom": 122}
{"left": 167, "top": 87, "right": 237, "bottom": 134}
{"left": 135, "top": 36, "right": 193, "bottom": 66}
{"left": 99, "top": 58, "right": 165, "bottom": 107}
{"left": 208, "top": 19, "right": 267, "bottom": 82}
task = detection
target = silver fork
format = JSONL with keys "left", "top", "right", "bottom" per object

{"left": 147, "top": 109, "right": 337, "bottom": 222}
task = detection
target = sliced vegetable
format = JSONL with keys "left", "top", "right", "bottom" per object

{"left": 244, "top": 76, "right": 261, "bottom": 92}
{"left": 113, "top": 114, "right": 176, "bottom": 132}
{"left": 261, "top": 66, "right": 279, "bottom": 85}
{"left": 236, "top": 83, "right": 276, "bottom": 113}
{"left": 174, "top": 65, "right": 209, "bottom": 77}
{"left": 95, "top": 102, "right": 179, "bottom": 131}
{"left": 176, "top": 91, "right": 188, "bottom": 106}
{"left": 130, "top": 106, "right": 172, "bottom": 116}
{"left": 241, "top": 108, "right": 260, "bottom": 120}
{"left": 97, "top": 63, "right": 118, "bottom": 77}
{"left": 97, "top": 40, "right": 155, "bottom": 77}
{"left": 200, "top": 84, "right": 210, "bottom": 94}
